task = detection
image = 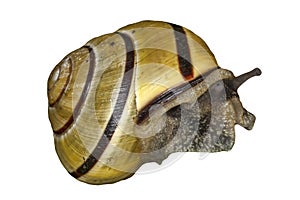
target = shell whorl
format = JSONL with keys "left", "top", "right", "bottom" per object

{"left": 48, "top": 20, "right": 226, "bottom": 185}
{"left": 48, "top": 47, "right": 93, "bottom": 134}
{"left": 47, "top": 57, "right": 72, "bottom": 107}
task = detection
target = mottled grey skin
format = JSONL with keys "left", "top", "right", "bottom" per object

{"left": 140, "top": 69, "right": 260, "bottom": 164}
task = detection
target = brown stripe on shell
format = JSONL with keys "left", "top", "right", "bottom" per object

{"left": 136, "top": 66, "right": 219, "bottom": 124}
{"left": 48, "top": 58, "right": 72, "bottom": 107}
{"left": 70, "top": 32, "right": 136, "bottom": 178}
{"left": 169, "top": 23, "right": 194, "bottom": 80}
{"left": 53, "top": 46, "right": 95, "bottom": 135}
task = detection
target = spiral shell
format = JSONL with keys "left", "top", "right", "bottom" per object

{"left": 48, "top": 20, "right": 261, "bottom": 184}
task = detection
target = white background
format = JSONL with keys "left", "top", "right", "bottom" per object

{"left": 1, "top": 0, "right": 299, "bottom": 199}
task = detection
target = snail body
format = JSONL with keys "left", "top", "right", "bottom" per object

{"left": 48, "top": 20, "right": 261, "bottom": 184}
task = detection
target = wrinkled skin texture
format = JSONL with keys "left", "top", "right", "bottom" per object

{"left": 139, "top": 78, "right": 256, "bottom": 164}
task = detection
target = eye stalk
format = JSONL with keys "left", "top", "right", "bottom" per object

{"left": 228, "top": 68, "right": 262, "bottom": 91}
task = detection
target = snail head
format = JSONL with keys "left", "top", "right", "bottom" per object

{"left": 193, "top": 67, "right": 262, "bottom": 152}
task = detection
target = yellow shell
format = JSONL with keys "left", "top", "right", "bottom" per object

{"left": 48, "top": 20, "right": 259, "bottom": 184}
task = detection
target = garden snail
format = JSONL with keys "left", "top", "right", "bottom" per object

{"left": 47, "top": 20, "right": 261, "bottom": 185}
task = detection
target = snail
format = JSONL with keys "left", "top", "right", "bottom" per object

{"left": 47, "top": 20, "right": 261, "bottom": 185}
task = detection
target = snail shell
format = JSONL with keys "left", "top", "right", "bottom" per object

{"left": 47, "top": 20, "right": 261, "bottom": 184}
